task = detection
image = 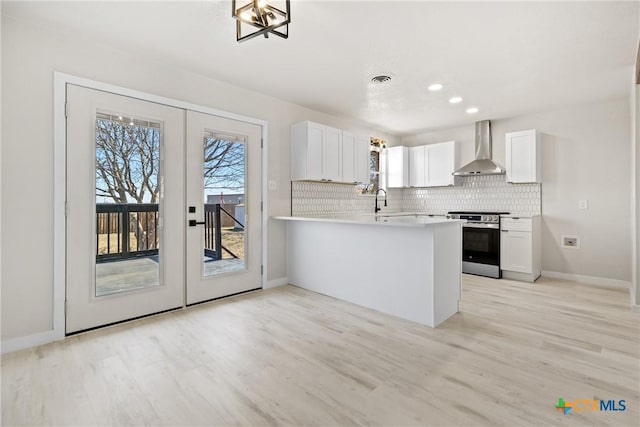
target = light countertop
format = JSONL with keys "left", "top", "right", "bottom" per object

{"left": 273, "top": 213, "right": 464, "bottom": 228}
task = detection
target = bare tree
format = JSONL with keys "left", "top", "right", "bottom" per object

{"left": 204, "top": 137, "right": 245, "bottom": 193}
{"left": 95, "top": 118, "right": 245, "bottom": 251}
{"left": 95, "top": 119, "right": 160, "bottom": 204}
{"left": 96, "top": 118, "right": 161, "bottom": 251}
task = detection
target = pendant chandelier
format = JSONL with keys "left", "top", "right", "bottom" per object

{"left": 232, "top": 0, "right": 290, "bottom": 43}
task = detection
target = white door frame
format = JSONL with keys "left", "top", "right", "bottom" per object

{"left": 52, "top": 72, "right": 269, "bottom": 342}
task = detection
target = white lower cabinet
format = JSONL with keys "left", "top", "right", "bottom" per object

{"left": 500, "top": 216, "right": 541, "bottom": 282}
{"left": 501, "top": 231, "right": 532, "bottom": 272}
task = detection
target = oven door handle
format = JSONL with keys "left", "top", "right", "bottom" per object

{"left": 463, "top": 223, "right": 500, "bottom": 229}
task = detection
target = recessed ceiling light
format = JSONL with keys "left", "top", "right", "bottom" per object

{"left": 370, "top": 75, "right": 393, "bottom": 84}
{"left": 449, "top": 96, "right": 463, "bottom": 104}
{"left": 466, "top": 107, "right": 479, "bottom": 114}
{"left": 428, "top": 83, "right": 443, "bottom": 91}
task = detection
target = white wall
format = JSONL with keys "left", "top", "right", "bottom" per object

{"left": 0, "top": 1, "right": 3, "bottom": 337}
{"left": 403, "top": 98, "right": 632, "bottom": 283}
{"left": 631, "top": 84, "right": 640, "bottom": 306}
{"left": 0, "top": 15, "right": 397, "bottom": 340}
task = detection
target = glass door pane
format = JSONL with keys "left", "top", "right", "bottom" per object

{"left": 94, "top": 113, "right": 162, "bottom": 296}
{"left": 202, "top": 131, "right": 246, "bottom": 277}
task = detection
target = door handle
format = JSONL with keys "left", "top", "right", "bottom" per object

{"left": 189, "top": 220, "right": 205, "bottom": 227}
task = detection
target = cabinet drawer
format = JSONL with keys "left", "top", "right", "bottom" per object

{"left": 501, "top": 217, "right": 532, "bottom": 232}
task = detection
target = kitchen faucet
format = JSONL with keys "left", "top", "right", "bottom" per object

{"left": 374, "top": 189, "right": 387, "bottom": 213}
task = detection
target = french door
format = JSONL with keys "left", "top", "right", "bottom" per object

{"left": 185, "top": 111, "right": 262, "bottom": 304}
{"left": 65, "top": 85, "right": 262, "bottom": 333}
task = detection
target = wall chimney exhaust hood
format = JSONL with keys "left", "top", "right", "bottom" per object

{"left": 453, "top": 120, "right": 505, "bottom": 176}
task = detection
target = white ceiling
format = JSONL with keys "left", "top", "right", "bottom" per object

{"left": 3, "top": 1, "right": 639, "bottom": 135}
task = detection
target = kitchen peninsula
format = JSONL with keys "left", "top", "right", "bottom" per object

{"left": 274, "top": 214, "right": 464, "bottom": 327}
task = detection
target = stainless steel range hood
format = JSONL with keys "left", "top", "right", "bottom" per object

{"left": 453, "top": 120, "right": 505, "bottom": 176}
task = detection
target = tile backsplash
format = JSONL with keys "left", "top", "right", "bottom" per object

{"left": 291, "top": 175, "right": 541, "bottom": 217}
{"left": 291, "top": 182, "right": 402, "bottom": 217}
{"left": 403, "top": 175, "right": 541, "bottom": 216}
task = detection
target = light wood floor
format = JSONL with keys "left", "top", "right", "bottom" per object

{"left": 2, "top": 275, "right": 639, "bottom": 426}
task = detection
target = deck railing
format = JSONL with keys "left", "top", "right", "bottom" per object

{"left": 96, "top": 203, "right": 159, "bottom": 262}
{"left": 96, "top": 203, "right": 243, "bottom": 262}
{"left": 204, "top": 204, "right": 244, "bottom": 261}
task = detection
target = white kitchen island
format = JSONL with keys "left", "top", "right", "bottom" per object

{"left": 274, "top": 214, "right": 464, "bottom": 327}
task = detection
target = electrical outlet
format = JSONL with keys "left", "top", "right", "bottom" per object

{"left": 562, "top": 235, "right": 580, "bottom": 249}
{"left": 268, "top": 180, "right": 277, "bottom": 191}
{"left": 579, "top": 199, "right": 589, "bottom": 209}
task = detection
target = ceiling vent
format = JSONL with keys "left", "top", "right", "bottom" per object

{"left": 370, "top": 75, "right": 392, "bottom": 84}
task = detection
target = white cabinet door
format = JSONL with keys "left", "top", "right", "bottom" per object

{"left": 355, "top": 135, "right": 370, "bottom": 184}
{"left": 427, "top": 141, "right": 458, "bottom": 187}
{"left": 342, "top": 132, "right": 356, "bottom": 183}
{"left": 409, "top": 146, "right": 426, "bottom": 187}
{"left": 323, "top": 126, "right": 342, "bottom": 182}
{"left": 292, "top": 121, "right": 343, "bottom": 182}
{"left": 306, "top": 123, "right": 324, "bottom": 181}
{"left": 386, "top": 146, "right": 409, "bottom": 188}
{"left": 506, "top": 129, "right": 541, "bottom": 183}
{"left": 501, "top": 230, "right": 532, "bottom": 273}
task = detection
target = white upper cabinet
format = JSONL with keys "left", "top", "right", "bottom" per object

{"left": 342, "top": 131, "right": 370, "bottom": 184}
{"left": 341, "top": 131, "right": 356, "bottom": 183}
{"left": 505, "top": 129, "right": 541, "bottom": 183}
{"left": 291, "top": 121, "right": 343, "bottom": 182}
{"left": 409, "top": 146, "right": 426, "bottom": 187}
{"left": 407, "top": 141, "right": 461, "bottom": 188}
{"left": 386, "top": 146, "right": 409, "bottom": 188}
{"left": 427, "top": 141, "right": 460, "bottom": 187}
{"left": 323, "top": 126, "right": 342, "bottom": 182}
{"left": 355, "top": 135, "right": 370, "bottom": 184}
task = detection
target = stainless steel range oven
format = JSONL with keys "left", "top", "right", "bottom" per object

{"left": 447, "top": 212, "right": 508, "bottom": 279}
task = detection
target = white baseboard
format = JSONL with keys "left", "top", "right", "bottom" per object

{"left": 541, "top": 270, "right": 631, "bottom": 289}
{"left": 265, "top": 277, "right": 289, "bottom": 289}
{"left": 632, "top": 305, "right": 640, "bottom": 313}
{"left": 1, "top": 329, "right": 62, "bottom": 355}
